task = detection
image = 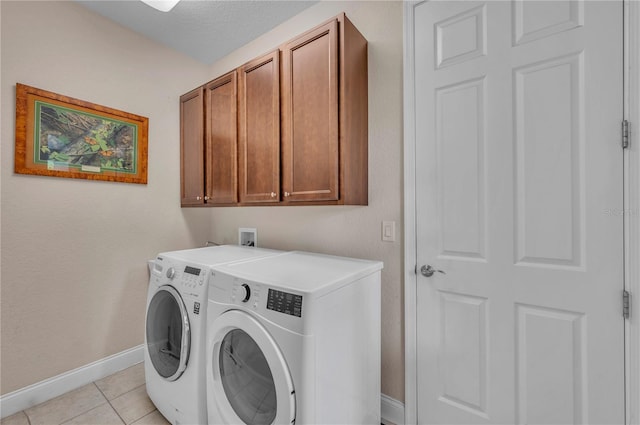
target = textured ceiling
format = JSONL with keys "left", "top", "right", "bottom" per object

{"left": 76, "top": 0, "right": 318, "bottom": 64}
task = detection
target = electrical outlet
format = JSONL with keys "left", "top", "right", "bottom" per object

{"left": 239, "top": 228, "right": 257, "bottom": 247}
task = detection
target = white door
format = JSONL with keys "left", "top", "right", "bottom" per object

{"left": 412, "top": 1, "right": 624, "bottom": 423}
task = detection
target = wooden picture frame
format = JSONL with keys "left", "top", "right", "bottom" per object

{"left": 15, "top": 83, "right": 148, "bottom": 184}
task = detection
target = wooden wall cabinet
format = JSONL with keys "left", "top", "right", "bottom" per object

{"left": 180, "top": 13, "right": 368, "bottom": 207}
{"left": 180, "top": 87, "right": 205, "bottom": 206}
{"left": 180, "top": 72, "right": 238, "bottom": 207}
{"left": 281, "top": 14, "right": 368, "bottom": 205}
{"left": 205, "top": 71, "right": 238, "bottom": 205}
{"left": 238, "top": 50, "right": 281, "bottom": 204}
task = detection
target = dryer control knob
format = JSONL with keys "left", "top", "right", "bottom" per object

{"left": 166, "top": 267, "right": 176, "bottom": 279}
{"left": 240, "top": 283, "right": 251, "bottom": 302}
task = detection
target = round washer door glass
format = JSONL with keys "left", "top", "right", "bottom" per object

{"left": 219, "top": 329, "right": 276, "bottom": 425}
{"left": 146, "top": 286, "right": 190, "bottom": 381}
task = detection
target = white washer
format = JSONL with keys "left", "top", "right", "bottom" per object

{"left": 145, "top": 245, "right": 282, "bottom": 425}
{"left": 206, "top": 251, "right": 383, "bottom": 424}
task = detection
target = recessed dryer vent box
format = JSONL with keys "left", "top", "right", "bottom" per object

{"left": 239, "top": 228, "right": 257, "bottom": 247}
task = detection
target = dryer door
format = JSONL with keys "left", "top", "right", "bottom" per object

{"left": 208, "top": 310, "right": 296, "bottom": 425}
{"left": 146, "top": 285, "right": 190, "bottom": 381}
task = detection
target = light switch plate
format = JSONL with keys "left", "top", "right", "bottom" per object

{"left": 382, "top": 221, "right": 395, "bottom": 242}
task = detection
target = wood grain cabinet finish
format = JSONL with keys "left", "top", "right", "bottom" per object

{"left": 205, "top": 71, "right": 238, "bottom": 205}
{"left": 180, "top": 13, "right": 367, "bottom": 207}
{"left": 180, "top": 87, "right": 205, "bottom": 206}
{"left": 238, "top": 50, "right": 281, "bottom": 204}
{"left": 281, "top": 14, "right": 368, "bottom": 205}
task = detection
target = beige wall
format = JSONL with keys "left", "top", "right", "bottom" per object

{"left": 205, "top": 1, "right": 405, "bottom": 402}
{"left": 0, "top": 1, "right": 212, "bottom": 395}
{"left": 1, "top": 0, "right": 405, "bottom": 404}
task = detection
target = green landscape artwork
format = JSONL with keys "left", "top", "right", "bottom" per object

{"left": 34, "top": 101, "right": 138, "bottom": 173}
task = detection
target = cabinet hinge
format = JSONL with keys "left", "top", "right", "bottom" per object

{"left": 623, "top": 290, "right": 631, "bottom": 319}
{"left": 622, "top": 120, "right": 630, "bottom": 149}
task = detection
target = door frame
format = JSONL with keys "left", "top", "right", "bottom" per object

{"left": 625, "top": 2, "right": 640, "bottom": 424}
{"left": 402, "top": 3, "right": 419, "bottom": 424}
{"left": 402, "top": 1, "right": 640, "bottom": 424}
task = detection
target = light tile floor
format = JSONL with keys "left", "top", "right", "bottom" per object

{"left": 1, "top": 363, "right": 169, "bottom": 425}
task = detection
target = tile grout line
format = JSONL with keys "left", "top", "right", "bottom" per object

{"left": 37, "top": 386, "right": 107, "bottom": 425}
{"left": 53, "top": 383, "right": 112, "bottom": 425}
{"left": 92, "top": 382, "right": 126, "bottom": 425}
{"left": 135, "top": 409, "right": 162, "bottom": 425}
{"left": 119, "top": 383, "right": 160, "bottom": 425}
{"left": 95, "top": 381, "right": 156, "bottom": 425}
{"left": 10, "top": 366, "right": 153, "bottom": 425}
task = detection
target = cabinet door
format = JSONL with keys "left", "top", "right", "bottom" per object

{"left": 238, "top": 50, "right": 280, "bottom": 203}
{"left": 281, "top": 19, "right": 339, "bottom": 202}
{"left": 205, "top": 72, "right": 238, "bottom": 204}
{"left": 180, "top": 87, "right": 204, "bottom": 206}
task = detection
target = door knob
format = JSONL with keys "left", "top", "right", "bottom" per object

{"left": 420, "top": 265, "right": 445, "bottom": 277}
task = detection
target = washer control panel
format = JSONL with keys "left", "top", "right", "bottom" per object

{"left": 154, "top": 257, "right": 208, "bottom": 299}
{"left": 181, "top": 265, "right": 205, "bottom": 289}
{"left": 166, "top": 267, "right": 176, "bottom": 279}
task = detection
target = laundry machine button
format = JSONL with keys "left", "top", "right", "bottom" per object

{"left": 166, "top": 267, "right": 176, "bottom": 279}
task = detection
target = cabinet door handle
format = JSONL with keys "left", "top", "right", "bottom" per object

{"left": 196, "top": 196, "right": 202, "bottom": 201}
{"left": 204, "top": 196, "right": 210, "bottom": 201}
{"left": 270, "top": 192, "right": 277, "bottom": 198}
{"left": 284, "top": 192, "right": 290, "bottom": 197}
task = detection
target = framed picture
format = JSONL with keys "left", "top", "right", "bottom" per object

{"left": 15, "top": 83, "right": 148, "bottom": 184}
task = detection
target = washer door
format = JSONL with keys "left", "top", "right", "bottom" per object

{"left": 146, "top": 285, "right": 190, "bottom": 381}
{"left": 209, "top": 310, "right": 295, "bottom": 425}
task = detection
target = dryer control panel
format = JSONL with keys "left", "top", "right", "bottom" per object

{"left": 266, "top": 289, "right": 302, "bottom": 317}
{"left": 210, "top": 272, "right": 305, "bottom": 333}
{"left": 231, "top": 281, "right": 263, "bottom": 311}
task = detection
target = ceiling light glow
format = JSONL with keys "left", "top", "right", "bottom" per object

{"left": 141, "top": 0, "right": 180, "bottom": 12}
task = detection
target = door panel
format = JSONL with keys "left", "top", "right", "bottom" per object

{"left": 180, "top": 88, "right": 204, "bottom": 206}
{"left": 436, "top": 78, "right": 486, "bottom": 260}
{"left": 281, "top": 20, "right": 339, "bottom": 202}
{"left": 438, "top": 291, "right": 489, "bottom": 417}
{"left": 238, "top": 50, "right": 280, "bottom": 203}
{"left": 205, "top": 71, "right": 237, "bottom": 205}
{"left": 413, "top": 1, "right": 624, "bottom": 423}
{"left": 514, "top": 54, "right": 583, "bottom": 267}
{"left": 515, "top": 304, "right": 586, "bottom": 424}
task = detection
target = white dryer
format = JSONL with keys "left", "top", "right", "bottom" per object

{"left": 206, "top": 251, "right": 383, "bottom": 424}
{"left": 145, "top": 245, "right": 282, "bottom": 425}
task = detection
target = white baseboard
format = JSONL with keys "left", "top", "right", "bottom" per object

{"left": 2, "top": 347, "right": 402, "bottom": 423}
{"left": 0, "top": 344, "right": 144, "bottom": 419}
{"left": 381, "top": 393, "right": 405, "bottom": 425}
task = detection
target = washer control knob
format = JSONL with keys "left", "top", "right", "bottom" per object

{"left": 166, "top": 267, "right": 176, "bottom": 279}
{"left": 240, "top": 283, "right": 251, "bottom": 303}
